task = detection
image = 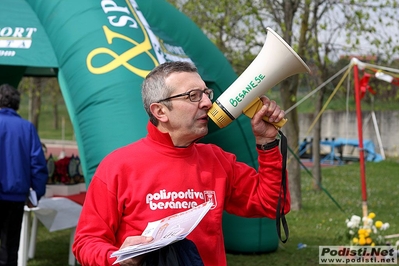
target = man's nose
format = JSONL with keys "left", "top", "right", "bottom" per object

{"left": 200, "top": 94, "right": 213, "bottom": 109}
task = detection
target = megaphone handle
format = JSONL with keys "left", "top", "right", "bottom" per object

{"left": 242, "top": 97, "right": 287, "bottom": 129}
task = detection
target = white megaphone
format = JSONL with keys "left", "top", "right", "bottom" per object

{"left": 208, "top": 27, "right": 311, "bottom": 128}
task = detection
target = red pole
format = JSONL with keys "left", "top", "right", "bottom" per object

{"left": 353, "top": 62, "right": 368, "bottom": 218}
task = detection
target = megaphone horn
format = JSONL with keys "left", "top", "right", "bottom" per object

{"left": 208, "top": 27, "right": 311, "bottom": 129}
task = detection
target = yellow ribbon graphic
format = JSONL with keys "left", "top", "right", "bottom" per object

{"left": 87, "top": 26, "right": 158, "bottom": 77}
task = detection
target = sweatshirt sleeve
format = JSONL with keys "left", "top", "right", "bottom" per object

{"left": 72, "top": 177, "right": 120, "bottom": 265}
{"left": 224, "top": 145, "right": 291, "bottom": 218}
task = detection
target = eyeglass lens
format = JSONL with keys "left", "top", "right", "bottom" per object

{"left": 190, "top": 89, "right": 213, "bottom": 102}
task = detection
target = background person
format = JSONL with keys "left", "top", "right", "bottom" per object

{"left": 0, "top": 84, "right": 48, "bottom": 266}
{"left": 73, "top": 61, "right": 290, "bottom": 266}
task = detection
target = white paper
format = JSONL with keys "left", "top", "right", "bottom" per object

{"left": 28, "top": 189, "right": 38, "bottom": 206}
{"left": 111, "top": 201, "right": 212, "bottom": 264}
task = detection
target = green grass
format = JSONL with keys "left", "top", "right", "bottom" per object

{"left": 27, "top": 228, "right": 71, "bottom": 266}
{"left": 26, "top": 159, "right": 399, "bottom": 266}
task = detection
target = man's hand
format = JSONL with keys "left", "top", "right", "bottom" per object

{"left": 251, "top": 96, "right": 285, "bottom": 144}
{"left": 26, "top": 199, "right": 36, "bottom": 209}
{"left": 118, "top": 236, "right": 153, "bottom": 266}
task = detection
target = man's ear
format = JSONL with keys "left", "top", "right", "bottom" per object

{"left": 150, "top": 103, "right": 169, "bottom": 123}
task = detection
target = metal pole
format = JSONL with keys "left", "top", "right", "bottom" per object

{"left": 353, "top": 63, "right": 368, "bottom": 218}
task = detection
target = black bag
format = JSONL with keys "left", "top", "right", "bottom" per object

{"left": 142, "top": 239, "right": 204, "bottom": 266}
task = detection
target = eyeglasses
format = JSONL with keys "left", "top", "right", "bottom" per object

{"left": 157, "top": 88, "right": 214, "bottom": 103}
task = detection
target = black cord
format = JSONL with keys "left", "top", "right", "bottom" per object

{"left": 276, "top": 130, "right": 289, "bottom": 243}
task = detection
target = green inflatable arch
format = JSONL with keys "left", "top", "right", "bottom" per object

{"left": 22, "top": 0, "right": 278, "bottom": 253}
{"left": 0, "top": 0, "right": 58, "bottom": 87}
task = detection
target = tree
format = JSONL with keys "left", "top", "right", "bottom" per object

{"left": 47, "top": 78, "right": 62, "bottom": 130}
{"left": 18, "top": 77, "right": 62, "bottom": 131}
{"left": 251, "top": 0, "right": 399, "bottom": 196}
{"left": 258, "top": 0, "right": 306, "bottom": 210}
{"left": 18, "top": 77, "right": 43, "bottom": 129}
{"left": 306, "top": 0, "right": 338, "bottom": 191}
{"left": 168, "top": 0, "right": 264, "bottom": 73}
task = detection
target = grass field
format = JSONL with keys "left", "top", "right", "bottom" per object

{"left": 26, "top": 159, "right": 399, "bottom": 266}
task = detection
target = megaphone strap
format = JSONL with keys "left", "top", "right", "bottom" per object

{"left": 276, "top": 130, "right": 289, "bottom": 243}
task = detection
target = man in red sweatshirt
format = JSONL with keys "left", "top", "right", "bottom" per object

{"left": 73, "top": 61, "right": 290, "bottom": 266}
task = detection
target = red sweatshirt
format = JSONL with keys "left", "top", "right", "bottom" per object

{"left": 73, "top": 122, "right": 290, "bottom": 266}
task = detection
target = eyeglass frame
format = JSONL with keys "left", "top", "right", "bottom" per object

{"left": 157, "top": 88, "right": 214, "bottom": 103}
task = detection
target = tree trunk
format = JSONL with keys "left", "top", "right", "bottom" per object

{"left": 52, "top": 87, "right": 59, "bottom": 130}
{"left": 311, "top": 88, "right": 325, "bottom": 191}
{"left": 29, "top": 78, "right": 43, "bottom": 130}
{"left": 311, "top": 69, "right": 329, "bottom": 190}
{"left": 280, "top": 78, "right": 302, "bottom": 211}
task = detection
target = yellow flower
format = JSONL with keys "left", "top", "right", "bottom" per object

{"left": 359, "top": 237, "right": 366, "bottom": 245}
{"left": 375, "top": 221, "right": 383, "bottom": 229}
{"left": 345, "top": 213, "right": 390, "bottom": 247}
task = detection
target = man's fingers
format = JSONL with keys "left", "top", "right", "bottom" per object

{"left": 120, "top": 236, "right": 154, "bottom": 249}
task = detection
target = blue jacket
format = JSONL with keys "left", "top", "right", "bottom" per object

{"left": 0, "top": 108, "right": 48, "bottom": 202}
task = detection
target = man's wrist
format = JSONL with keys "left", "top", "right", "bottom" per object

{"left": 256, "top": 139, "right": 280, "bottom": 150}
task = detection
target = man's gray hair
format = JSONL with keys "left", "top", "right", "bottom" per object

{"left": 142, "top": 61, "right": 198, "bottom": 125}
